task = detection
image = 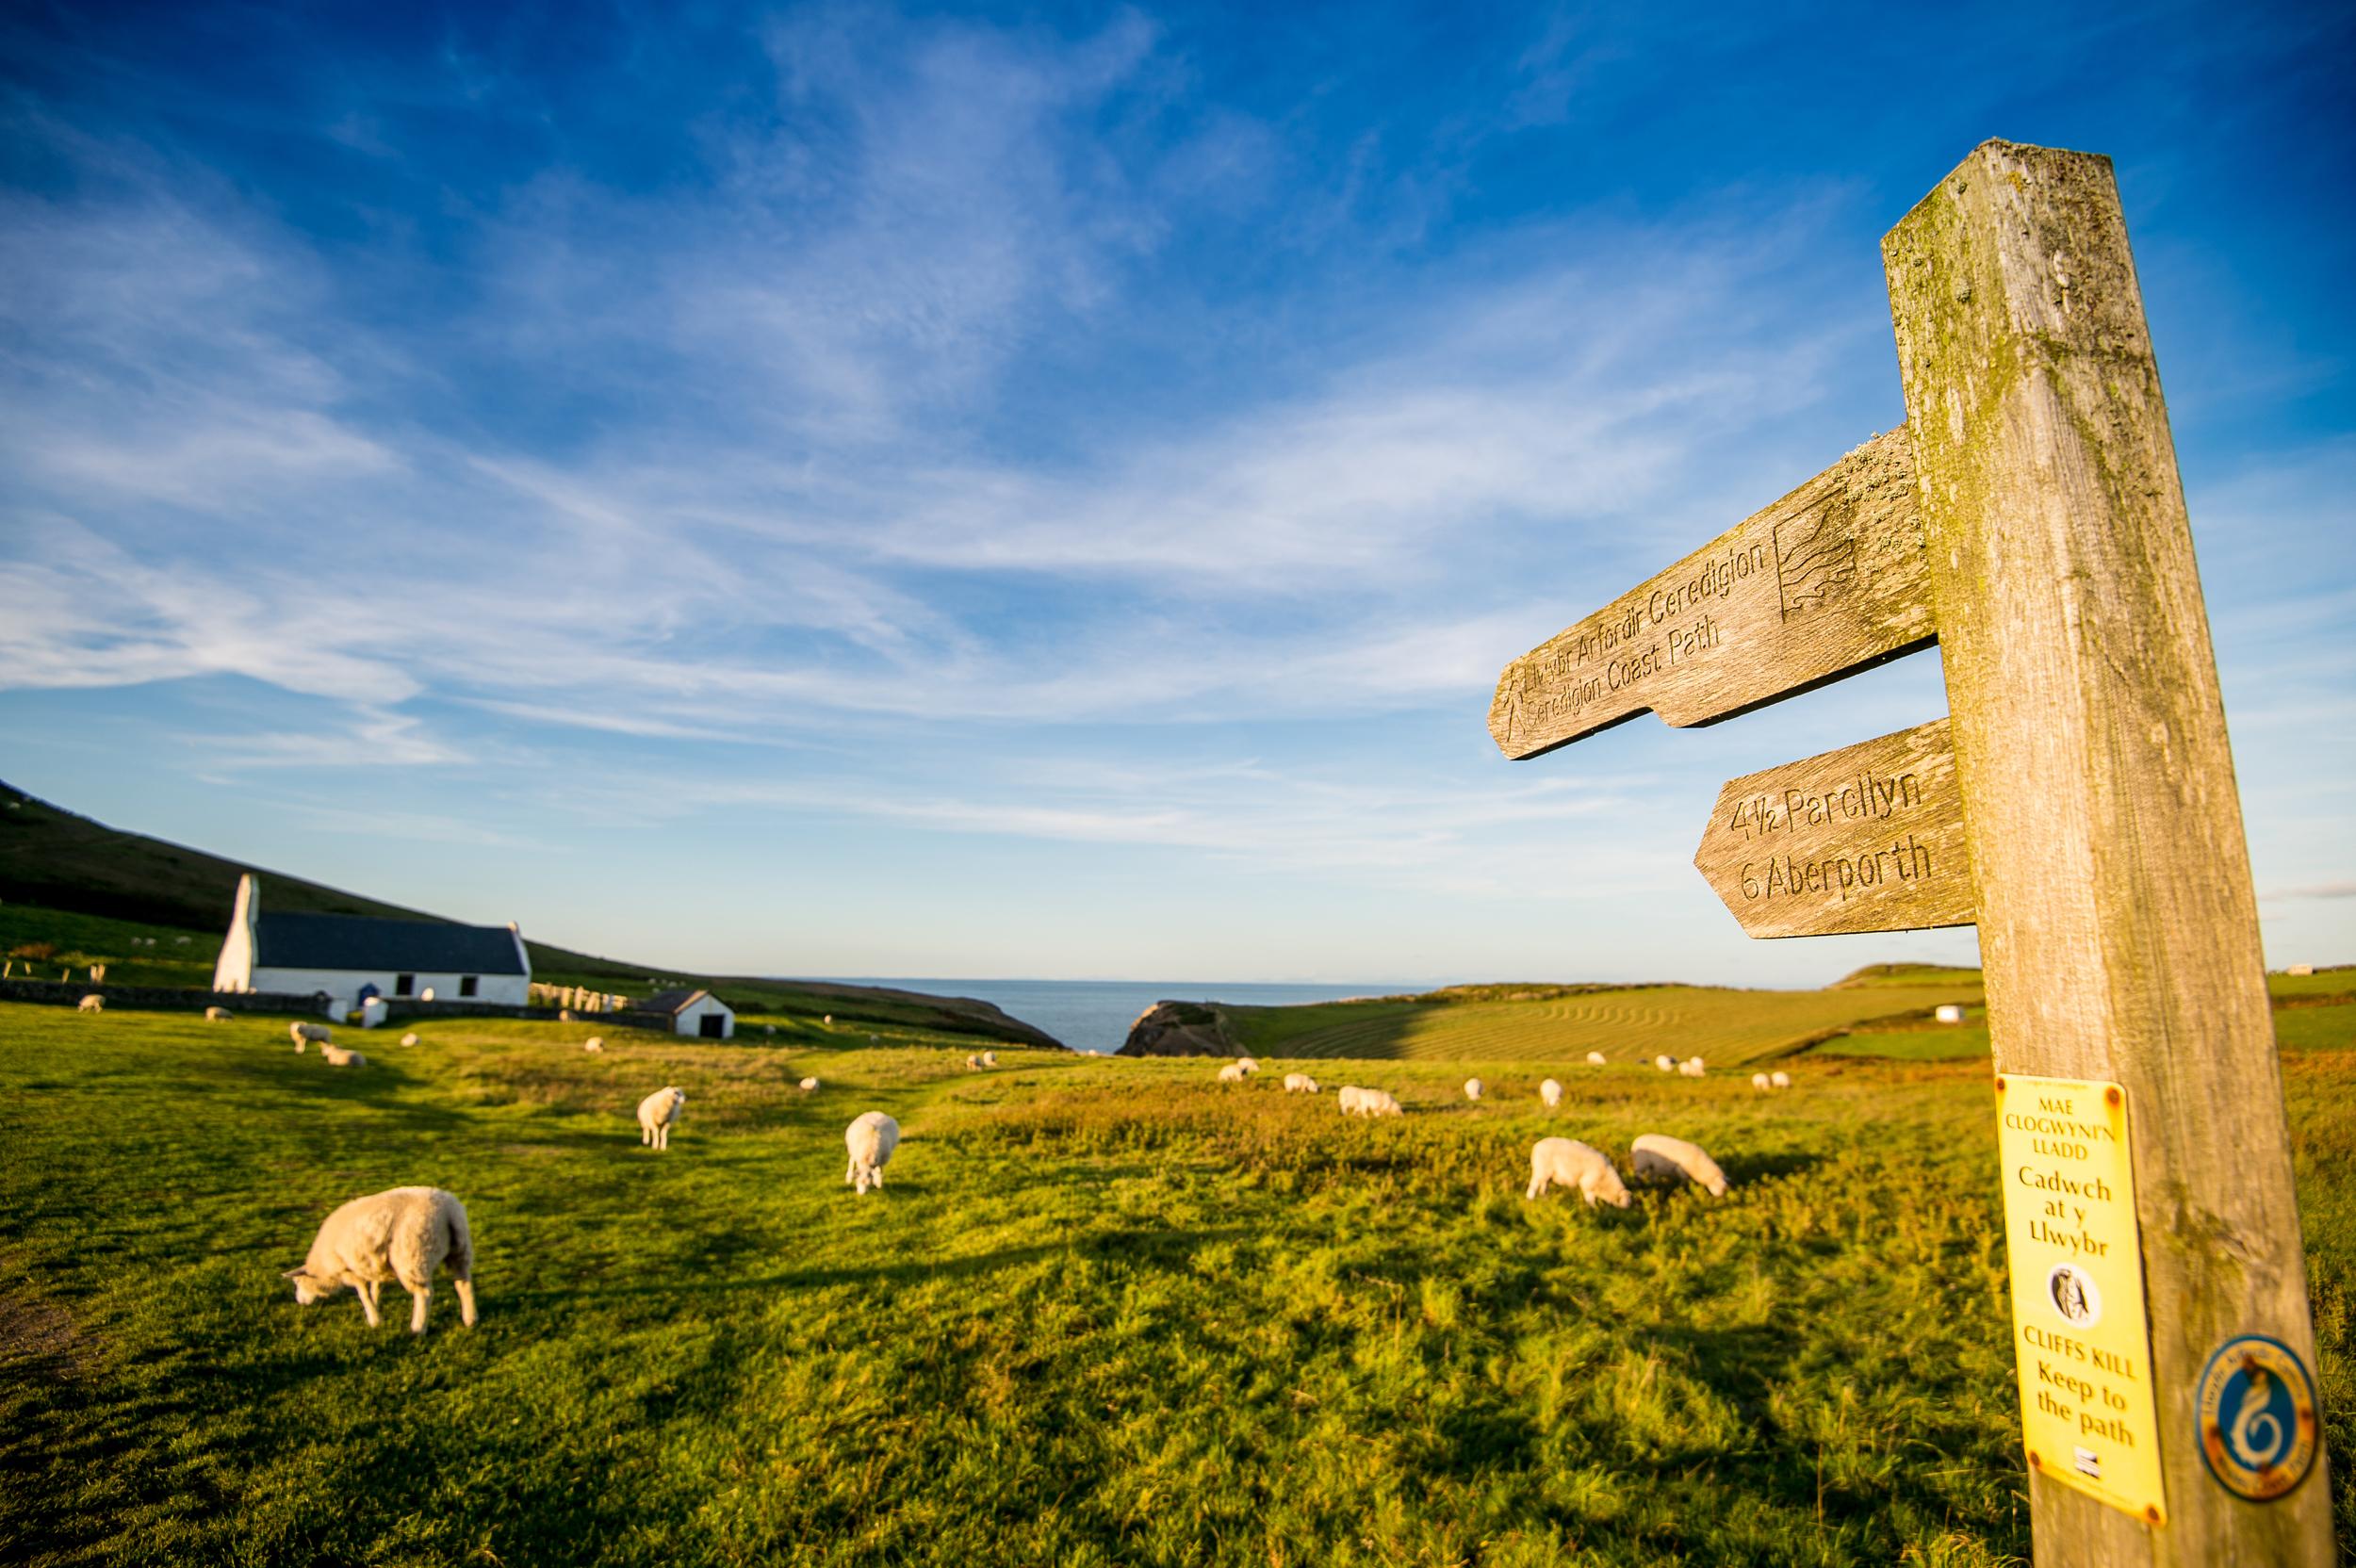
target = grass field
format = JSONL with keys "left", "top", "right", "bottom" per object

{"left": 5, "top": 1001, "right": 2352, "bottom": 1566}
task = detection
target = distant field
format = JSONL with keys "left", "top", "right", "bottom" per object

{"left": 4, "top": 1001, "right": 2351, "bottom": 1566}
{"left": 1220, "top": 981, "right": 1985, "bottom": 1067}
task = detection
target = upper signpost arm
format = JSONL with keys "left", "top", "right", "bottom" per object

{"left": 1883, "top": 139, "right": 2331, "bottom": 1566}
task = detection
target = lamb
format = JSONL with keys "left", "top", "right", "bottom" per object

{"left": 1540, "top": 1078, "right": 1562, "bottom": 1109}
{"left": 1235, "top": 1057, "right": 1260, "bottom": 1075}
{"left": 582, "top": 1037, "right": 604, "bottom": 1054}
{"left": 283, "top": 1185, "right": 477, "bottom": 1333}
{"left": 844, "top": 1110, "right": 900, "bottom": 1194}
{"left": 1751, "top": 1072, "right": 1771, "bottom": 1091}
{"left": 1525, "top": 1137, "right": 1632, "bottom": 1207}
{"left": 638, "top": 1086, "right": 687, "bottom": 1152}
{"left": 290, "top": 1021, "right": 333, "bottom": 1052}
{"left": 319, "top": 1044, "right": 367, "bottom": 1068}
{"left": 77, "top": 994, "right": 104, "bottom": 1013}
{"left": 400, "top": 1032, "right": 419, "bottom": 1047}
{"left": 965, "top": 1054, "right": 981, "bottom": 1070}
{"left": 1282, "top": 1072, "right": 1320, "bottom": 1094}
{"left": 823, "top": 1014, "right": 833, "bottom": 1025}
{"left": 798, "top": 1076, "right": 819, "bottom": 1093}
{"left": 1217, "top": 1062, "right": 1249, "bottom": 1085}
{"left": 1677, "top": 1056, "right": 1706, "bottom": 1078}
{"left": 981, "top": 1051, "right": 997, "bottom": 1068}
{"left": 1652, "top": 1054, "right": 1675, "bottom": 1072}
{"left": 205, "top": 1006, "right": 233, "bottom": 1021}
{"left": 1631, "top": 1133, "right": 1730, "bottom": 1198}
{"left": 1340, "top": 1086, "right": 1401, "bottom": 1119}
{"left": 1770, "top": 1070, "right": 1792, "bottom": 1090}
{"left": 1585, "top": 1052, "right": 1607, "bottom": 1067}
{"left": 1464, "top": 1078, "right": 1484, "bottom": 1102}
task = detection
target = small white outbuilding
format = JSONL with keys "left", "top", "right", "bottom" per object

{"left": 643, "top": 988, "right": 736, "bottom": 1040}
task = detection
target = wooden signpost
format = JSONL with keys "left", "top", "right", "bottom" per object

{"left": 1491, "top": 140, "right": 2331, "bottom": 1565}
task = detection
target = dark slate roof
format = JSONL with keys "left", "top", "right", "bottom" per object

{"left": 644, "top": 987, "right": 728, "bottom": 1016}
{"left": 254, "top": 912, "right": 526, "bottom": 974}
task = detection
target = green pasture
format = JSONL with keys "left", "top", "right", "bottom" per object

{"left": 5, "top": 1002, "right": 2352, "bottom": 1566}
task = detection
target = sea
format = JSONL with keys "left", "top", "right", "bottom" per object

{"left": 820, "top": 978, "right": 1412, "bottom": 1055}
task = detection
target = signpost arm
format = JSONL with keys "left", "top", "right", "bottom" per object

{"left": 1883, "top": 140, "right": 2331, "bottom": 1565}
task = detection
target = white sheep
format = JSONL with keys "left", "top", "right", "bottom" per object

{"left": 981, "top": 1051, "right": 997, "bottom": 1068}
{"left": 1235, "top": 1056, "right": 1260, "bottom": 1075}
{"left": 1282, "top": 1072, "right": 1320, "bottom": 1094}
{"left": 77, "top": 994, "right": 104, "bottom": 1013}
{"left": 1341, "top": 1086, "right": 1401, "bottom": 1119}
{"left": 1653, "top": 1054, "right": 1675, "bottom": 1072}
{"left": 1770, "top": 1070, "right": 1792, "bottom": 1090}
{"left": 205, "top": 1006, "right": 233, "bottom": 1021}
{"left": 559, "top": 1009, "right": 575, "bottom": 1022}
{"left": 845, "top": 1110, "right": 900, "bottom": 1194}
{"left": 1464, "top": 1078, "right": 1484, "bottom": 1102}
{"left": 638, "top": 1086, "right": 687, "bottom": 1152}
{"left": 1631, "top": 1133, "right": 1730, "bottom": 1198}
{"left": 1216, "top": 1062, "right": 1249, "bottom": 1085}
{"left": 583, "top": 1037, "right": 604, "bottom": 1054}
{"left": 798, "top": 1076, "right": 819, "bottom": 1093}
{"left": 1540, "top": 1078, "right": 1562, "bottom": 1109}
{"left": 400, "top": 1032, "right": 419, "bottom": 1047}
{"left": 1585, "top": 1052, "right": 1606, "bottom": 1067}
{"left": 283, "top": 1185, "right": 477, "bottom": 1333}
{"left": 1525, "top": 1137, "right": 1632, "bottom": 1207}
{"left": 290, "top": 1021, "right": 333, "bottom": 1053}
{"left": 1677, "top": 1056, "right": 1706, "bottom": 1078}
{"left": 764, "top": 1023, "right": 777, "bottom": 1037}
{"left": 319, "top": 1044, "right": 367, "bottom": 1068}
{"left": 1751, "top": 1071, "right": 1772, "bottom": 1091}
{"left": 965, "top": 1054, "right": 981, "bottom": 1070}
{"left": 823, "top": 1014, "right": 833, "bottom": 1025}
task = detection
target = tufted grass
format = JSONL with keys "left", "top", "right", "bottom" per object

{"left": 2, "top": 1003, "right": 2350, "bottom": 1566}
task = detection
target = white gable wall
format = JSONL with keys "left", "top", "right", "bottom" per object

{"left": 673, "top": 994, "right": 735, "bottom": 1038}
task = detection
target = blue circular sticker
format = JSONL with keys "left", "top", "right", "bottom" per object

{"left": 2195, "top": 1334, "right": 2319, "bottom": 1501}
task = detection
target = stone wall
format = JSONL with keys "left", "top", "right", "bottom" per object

{"left": 0, "top": 978, "right": 334, "bottom": 1015}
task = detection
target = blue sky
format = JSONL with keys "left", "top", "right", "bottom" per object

{"left": 2, "top": 1, "right": 2349, "bottom": 985}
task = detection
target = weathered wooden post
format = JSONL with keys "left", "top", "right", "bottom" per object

{"left": 1491, "top": 138, "right": 2329, "bottom": 1564}
{"left": 1884, "top": 139, "right": 2331, "bottom": 1566}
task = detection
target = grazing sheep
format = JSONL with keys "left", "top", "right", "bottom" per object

{"left": 1631, "top": 1133, "right": 1730, "bottom": 1198}
{"left": 981, "top": 1051, "right": 997, "bottom": 1068}
{"left": 1235, "top": 1057, "right": 1260, "bottom": 1075}
{"left": 844, "top": 1111, "right": 900, "bottom": 1194}
{"left": 1282, "top": 1072, "right": 1320, "bottom": 1094}
{"left": 1340, "top": 1086, "right": 1401, "bottom": 1119}
{"left": 1653, "top": 1054, "right": 1676, "bottom": 1072}
{"left": 1525, "top": 1137, "right": 1632, "bottom": 1207}
{"left": 1464, "top": 1078, "right": 1484, "bottom": 1102}
{"left": 637, "top": 1086, "right": 687, "bottom": 1152}
{"left": 283, "top": 1185, "right": 477, "bottom": 1333}
{"left": 400, "top": 1032, "right": 419, "bottom": 1047}
{"left": 1585, "top": 1052, "right": 1607, "bottom": 1067}
{"left": 583, "top": 1037, "right": 604, "bottom": 1054}
{"left": 798, "top": 1076, "right": 819, "bottom": 1093}
{"left": 1677, "top": 1057, "right": 1706, "bottom": 1078}
{"left": 823, "top": 1014, "right": 833, "bottom": 1025}
{"left": 290, "top": 1021, "right": 333, "bottom": 1053}
{"left": 319, "top": 1044, "right": 367, "bottom": 1068}
{"left": 1217, "top": 1062, "right": 1249, "bottom": 1085}
{"left": 77, "top": 994, "right": 104, "bottom": 1013}
{"left": 764, "top": 1023, "right": 777, "bottom": 1037}
{"left": 1770, "top": 1070, "right": 1792, "bottom": 1090}
{"left": 1540, "top": 1078, "right": 1563, "bottom": 1109}
{"left": 205, "top": 1006, "right": 233, "bottom": 1021}
{"left": 965, "top": 1054, "right": 981, "bottom": 1070}
{"left": 1751, "top": 1072, "right": 1772, "bottom": 1091}
{"left": 175, "top": 936, "right": 190, "bottom": 945}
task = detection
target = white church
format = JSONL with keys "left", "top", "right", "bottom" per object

{"left": 212, "top": 874, "right": 532, "bottom": 1016}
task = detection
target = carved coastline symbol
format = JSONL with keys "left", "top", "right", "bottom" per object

{"left": 1772, "top": 493, "right": 1860, "bottom": 620}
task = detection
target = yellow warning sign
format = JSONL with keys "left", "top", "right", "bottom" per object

{"left": 1996, "top": 1073, "right": 2167, "bottom": 1525}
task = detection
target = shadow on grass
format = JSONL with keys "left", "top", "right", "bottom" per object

{"left": 503, "top": 1224, "right": 1252, "bottom": 1303}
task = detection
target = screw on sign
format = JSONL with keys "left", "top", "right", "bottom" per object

{"left": 1485, "top": 140, "right": 2331, "bottom": 1565}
